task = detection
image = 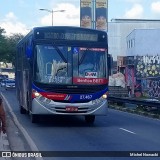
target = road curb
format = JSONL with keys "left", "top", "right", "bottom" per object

{"left": 1, "top": 93, "right": 44, "bottom": 160}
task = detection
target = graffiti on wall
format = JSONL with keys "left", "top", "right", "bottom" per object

{"left": 141, "top": 79, "right": 160, "bottom": 98}
{"left": 148, "top": 79, "right": 160, "bottom": 98}
{"left": 136, "top": 55, "right": 160, "bottom": 78}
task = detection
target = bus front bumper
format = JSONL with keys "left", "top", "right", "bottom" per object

{"left": 31, "top": 98, "right": 108, "bottom": 115}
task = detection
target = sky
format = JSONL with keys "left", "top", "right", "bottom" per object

{"left": 1, "top": 0, "right": 160, "bottom": 36}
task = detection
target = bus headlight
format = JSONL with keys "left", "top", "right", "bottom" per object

{"left": 35, "top": 92, "right": 40, "bottom": 97}
{"left": 45, "top": 99, "right": 51, "bottom": 104}
{"left": 92, "top": 98, "right": 102, "bottom": 104}
{"left": 102, "top": 94, "right": 107, "bottom": 99}
{"left": 32, "top": 89, "right": 41, "bottom": 99}
{"left": 39, "top": 96, "right": 52, "bottom": 104}
{"left": 102, "top": 92, "right": 108, "bottom": 99}
{"left": 39, "top": 96, "right": 45, "bottom": 102}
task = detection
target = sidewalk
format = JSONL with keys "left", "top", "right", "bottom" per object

{"left": 0, "top": 129, "right": 10, "bottom": 159}
{"left": 0, "top": 132, "right": 9, "bottom": 149}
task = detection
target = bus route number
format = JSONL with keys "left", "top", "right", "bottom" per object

{"left": 80, "top": 95, "right": 92, "bottom": 100}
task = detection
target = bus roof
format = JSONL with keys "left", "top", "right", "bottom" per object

{"left": 32, "top": 26, "right": 107, "bottom": 33}
{"left": 17, "top": 26, "right": 107, "bottom": 46}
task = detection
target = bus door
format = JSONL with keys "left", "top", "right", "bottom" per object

{"left": 22, "top": 70, "right": 30, "bottom": 111}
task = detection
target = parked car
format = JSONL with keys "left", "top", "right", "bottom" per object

{"left": 5, "top": 79, "right": 15, "bottom": 90}
{"left": 0, "top": 79, "right": 6, "bottom": 87}
{"left": 0, "top": 75, "right": 8, "bottom": 82}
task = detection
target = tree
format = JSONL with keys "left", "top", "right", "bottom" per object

{"left": 6, "top": 33, "right": 24, "bottom": 66}
{"left": 0, "top": 28, "right": 8, "bottom": 62}
{"left": 0, "top": 27, "right": 24, "bottom": 66}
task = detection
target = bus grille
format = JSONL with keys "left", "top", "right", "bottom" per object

{"left": 53, "top": 100, "right": 90, "bottom": 103}
{"left": 34, "top": 83, "right": 107, "bottom": 94}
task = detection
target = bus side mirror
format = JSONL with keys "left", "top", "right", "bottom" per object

{"left": 26, "top": 46, "right": 32, "bottom": 59}
{"left": 108, "top": 54, "right": 113, "bottom": 75}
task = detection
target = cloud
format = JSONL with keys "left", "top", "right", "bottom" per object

{"left": 151, "top": 1, "right": 160, "bottom": 14}
{"left": 40, "top": 3, "right": 80, "bottom": 26}
{"left": 0, "top": 3, "right": 80, "bottom": 36}
{"left": 123, "top": 4, "right": 144, "bottom": 18}
{"left": 5, "top": 12, "right": 18, "bottom": 22}
{"left": 0, "top": 12, "right": 28, "bottom": 36}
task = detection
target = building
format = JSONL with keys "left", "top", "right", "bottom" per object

{"left": 108, "top": 19, "right": 160, "bottom": 60}
{"left": 123, "top": 29, "right": 160, "bottom": 99}
{"left": 126, "top": 29, "right": 160, "bottom": 56}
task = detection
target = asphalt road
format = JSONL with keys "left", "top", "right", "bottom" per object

{"left": 1, "top": 88, "right": 160, "bottom": 160}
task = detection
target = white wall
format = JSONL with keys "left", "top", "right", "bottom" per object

{"left": 127, "top": 29, "right": 160, "bottom": 56}
{"left": 108, "top": 19, "right": 160, "bottom": 60}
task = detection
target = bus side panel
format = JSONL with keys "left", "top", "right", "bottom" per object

{"left": 16, "top": 71, "right": 22, "bottom": 106}
{"left": 21, "top": 71, "right": 28, "bottom": 111}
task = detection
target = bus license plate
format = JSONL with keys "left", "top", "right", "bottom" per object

{"left": 66, "top": 106, "right": 78, "bottom": 112}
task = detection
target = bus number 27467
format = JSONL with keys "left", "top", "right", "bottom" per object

{"left": 80, "top": 95, "right": 92, "bottom": 100}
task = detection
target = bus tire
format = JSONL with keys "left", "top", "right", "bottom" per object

{"left": 20, "top": 106, "right": 26, "bottom": 114}
{"left": 85, "top": 115, "right": 95, "bottom": 124}
{"left": 31, "top": 114, "right": 39, "bottom": 123}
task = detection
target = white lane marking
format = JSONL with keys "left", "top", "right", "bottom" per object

{"left": 1, "top": 93, "right": 44, "bottom": 160}
{"left": 119, "top": 128, "right": 136, "bottom": 134}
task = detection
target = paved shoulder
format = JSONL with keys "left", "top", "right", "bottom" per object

{"left": 0, "top": 131, "right": 11, "bottom": 159}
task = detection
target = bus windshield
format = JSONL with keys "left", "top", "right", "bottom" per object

{"left": 34, "top": 45, "right": 107, "bottom": 85}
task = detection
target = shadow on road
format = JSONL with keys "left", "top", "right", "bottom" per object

{"left": 35, "top": 115, "right": 97, "bottom": 127}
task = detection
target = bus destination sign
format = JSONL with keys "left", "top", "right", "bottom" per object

{"left": 36, "top": 31, "right": 99, "bottom": 42}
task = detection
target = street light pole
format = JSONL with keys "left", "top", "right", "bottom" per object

{"left": 39, "top": 9, "right": 65, "bottom": 26}
{"left": 51, "top": 10, "right": 53, "bottom": 26}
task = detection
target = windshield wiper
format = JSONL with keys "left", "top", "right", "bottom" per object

{"left": 52, "top": 43, "right": 67, "bottom": 63}
{"left": 79, "top": 48, "right": 89, "bottom": 65}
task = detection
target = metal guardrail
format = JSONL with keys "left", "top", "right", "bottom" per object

{"left": 108, "top": 96, "right": 160, "bottom": 108}
{"left": 108, "top": 86, "right": 128, "bottom": 97}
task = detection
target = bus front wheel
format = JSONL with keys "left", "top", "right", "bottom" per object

{"left": 20, "top": 106, "right": 26, "bottom": 114}
{"left": 85, "top": 115, "right": 95, "bottom": 124}
{"left": 31, "top": 114, "right": 39, "bottom": 123}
